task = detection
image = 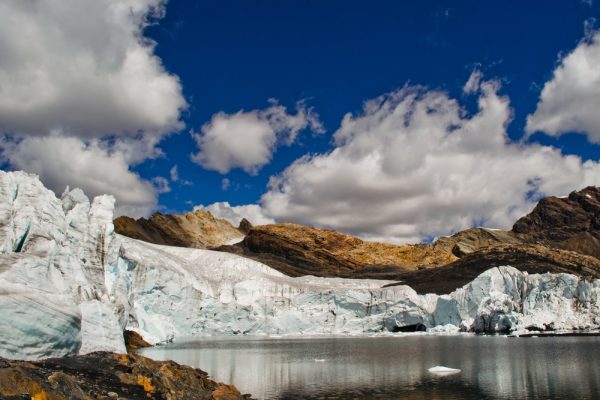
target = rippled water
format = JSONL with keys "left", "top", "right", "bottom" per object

{"left": 140, "top": 335, "right": 600, "bottom": 399}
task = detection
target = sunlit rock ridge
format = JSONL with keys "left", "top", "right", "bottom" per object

{"left": 1, "top": 171, "right": 600, "bottom": 360}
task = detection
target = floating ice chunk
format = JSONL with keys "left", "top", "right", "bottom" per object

{"left": 428, "top": 366, "right": 461, "bottom": 375}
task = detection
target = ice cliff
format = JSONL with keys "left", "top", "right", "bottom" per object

{"left": 1, "top": 171, "right": 600, "bottom": 360}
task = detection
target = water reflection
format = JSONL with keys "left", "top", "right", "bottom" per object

{"left": 141, "top": 335, "right": 600, "bottom": 399}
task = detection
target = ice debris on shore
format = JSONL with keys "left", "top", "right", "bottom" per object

{"left": 1, "top": 171, "right": 600, "bottom": 360}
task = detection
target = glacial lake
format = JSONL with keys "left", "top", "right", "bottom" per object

{"left": 140, "top": 335, "right": 600, "bottom": 399}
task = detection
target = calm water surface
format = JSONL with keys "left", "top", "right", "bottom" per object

{"left": 140, "top": 335, "right": 600, "bottom": 399}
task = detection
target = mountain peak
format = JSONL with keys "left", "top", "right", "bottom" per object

{"left": 512, "top": 186, "right": 600, "bottom": 259}
{"left": 114, "top": 209, "right": 243, "bottom": 249}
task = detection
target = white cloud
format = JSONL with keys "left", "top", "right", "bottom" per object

{"left": 221, "top": 178, "right": 231, "bottom": 191}
{"left": 170, "top": 165, "right": 179, "bottom": 182}
{"left": 151, "top": 176, "right": 171, "bottom": 194}
{"left": 191, "top": 101, "right": 323, "bottom": 174}
{"left": 195, "top": 202, "right": 275, "bottom": 227}
{"left": 526, "top": 30, "right": 600, "bottom": 143}
{"left": 0, "top": 0, "right": 186, "bottom": 215}
{"left": 463, "top": 69, "right": 483, "bottom": 94}
{"left": 0, "top": 135, "right": 157, "bottom": 217}
{"left": 0, "top": 0, "right": 185, "bottom": 138}
{"left": 258, "top": 80, "right": 600, "bottom": 243}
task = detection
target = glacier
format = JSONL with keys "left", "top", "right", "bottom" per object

{"left": 1, "top": 171, "right": 600, "bottom": 360}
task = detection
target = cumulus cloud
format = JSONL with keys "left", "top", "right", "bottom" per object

{"left": 0, "top": 135, "right": 157, "bottom": 217}
{"left": 0, "top": 0, "right": 185, "bottom": 138}
{"left": 151, "top": 176, "right": 171, "bottom": 194}
{"left": 191, "top": 101, "right": 323, "bottom": 174}
{"left": 221, "top": 178, "right": 231, "bottom": 191}
{"left": 194, "top": 202, "right": 275, "bottom": 227}
{"left": 0, "top": 0, "right": 186, "bottom": 215}
{"left": 463, "top": 69, "right": 483, "bottom": 94}
{"left": 170, "top": 165, "right": 179, "bottom": 182}
{"left": 258, "top": 80, "right": 600, "bottom": 243}
{"left": 526, "top": 30, "right": 600, "bottom": 143}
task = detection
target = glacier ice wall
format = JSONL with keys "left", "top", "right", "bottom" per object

{"left": 1, "top": 171, "right": 600, "bottom": 360}
{"left": 0, "top": 171, "right": 125, "bottom": 359}
{"left": 117, "top": 239, "right": 600, "bottom": 343}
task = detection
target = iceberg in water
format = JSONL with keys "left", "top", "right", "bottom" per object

{"left": 428, "top": 366, "right": 461, "bottom": 375}
{"left": 1, "top": 170, "right": 600, "bottom": 360}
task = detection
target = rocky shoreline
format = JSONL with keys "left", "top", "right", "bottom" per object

{"left": 0, "top": 351, "right": 252, "bottom": 400}
{"left": 0, "top": 331, "right": 253, "bottom": 400}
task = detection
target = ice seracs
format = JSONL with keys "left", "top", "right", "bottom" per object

{"left": 0, "top": 171, "right": 124, "bottom": 359}
{"left": 1, "top": 171, "right": 600, "bottom": 361}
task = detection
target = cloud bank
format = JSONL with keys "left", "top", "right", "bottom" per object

{"left": 191, "top": 101, "right": 323, "bottom": 175}
{"left": 0, "top": 0, "right": 186, "bottom": 216}
{"left": 527, "top": 30, "right": 600, "bottom": 143}
{"left": 246, "top": 77, "right": 600, "bottom": 243}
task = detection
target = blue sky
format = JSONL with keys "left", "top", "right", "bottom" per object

{"left": 1, "top": 0, "right": 600, "bottom": 242}
{"left": 144, "top": 0, "right": 599, "bottom": 209}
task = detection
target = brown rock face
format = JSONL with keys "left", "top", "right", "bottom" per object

{"left": 218, "top": 223, "right": 515, "bottom": 278}
{"left": 0, "top": 352, "right": 253, "bottom": 400}
{"left": 392, "top": 244, "right": 600, "bottom": 294}
{"left": 218, "top": 187, "right": 600, "bottom": 294}
{"left": 123, "top": 330, "right": 151, "bottom": 353}
{"left": 512, "top": 186, "right": 600, "bottom": 259}
{"left": 114, "top": 210, "right": 243, "bottom": 249}
{"left": 237, "top": 218, "right": 253, "bottom": 235}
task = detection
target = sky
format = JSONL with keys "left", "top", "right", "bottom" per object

{"left": 1, "top": 0, "right": 600, "bottom": 243}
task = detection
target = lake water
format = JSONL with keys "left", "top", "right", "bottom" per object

{"left": 140, "top": 335, "right": 600, "bottom": 399}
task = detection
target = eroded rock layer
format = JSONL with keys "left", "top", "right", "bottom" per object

{"left": 217, "top": 223, "right": 478, "bottom": 277}
{"left": 114, "top": 210, "right": 243, "bottom": 249}
{"left": 512, "top": 186, "right": 600, "bottom": 259}
{"left": 217, "top": 187, "right": 600, "bottom": 292}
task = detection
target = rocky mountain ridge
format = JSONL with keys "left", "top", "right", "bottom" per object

{"left": 217, "top": 187, "right": 600, "bottom": 293}
{"left": 114, "top": 209, "right": 243, "bottom": 249}
{"left": 512, "top": 186, "right": 600, "bottom": 259}
{"left": 219, "top": 224, "right": 521, "bottom": 277}
{"left": 112, "top": 184, "right": 600, "bottom": 295}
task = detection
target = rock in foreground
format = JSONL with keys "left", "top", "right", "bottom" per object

{"left": 0, "top": 351, "right": 251, "bottom": 400}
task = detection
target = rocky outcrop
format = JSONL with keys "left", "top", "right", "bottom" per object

{"left": 114, "top": 210, "right": 243, "bottom": 249}
{"left": 123, "top": 330, "right": 151, "bottom": 353}
{"left": 218, "top": 224, "right": 522, "bottom": 279}
{"left": 237, "top": 218, "right": 253, "bottom": 235}
{"left": 393, "top": 244, "right": 600, "bottom": 294}
{"left": 512, "top": 186, "right": 600, "bottom": 259}
{"left": 0, "top": 351, "right": 252, "bottom": 400}
{"left": 218, "top": 223, "right": 463, "bottom": 277}
{"left": 218, "top": 188, "right": 600, "bottom": 293}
